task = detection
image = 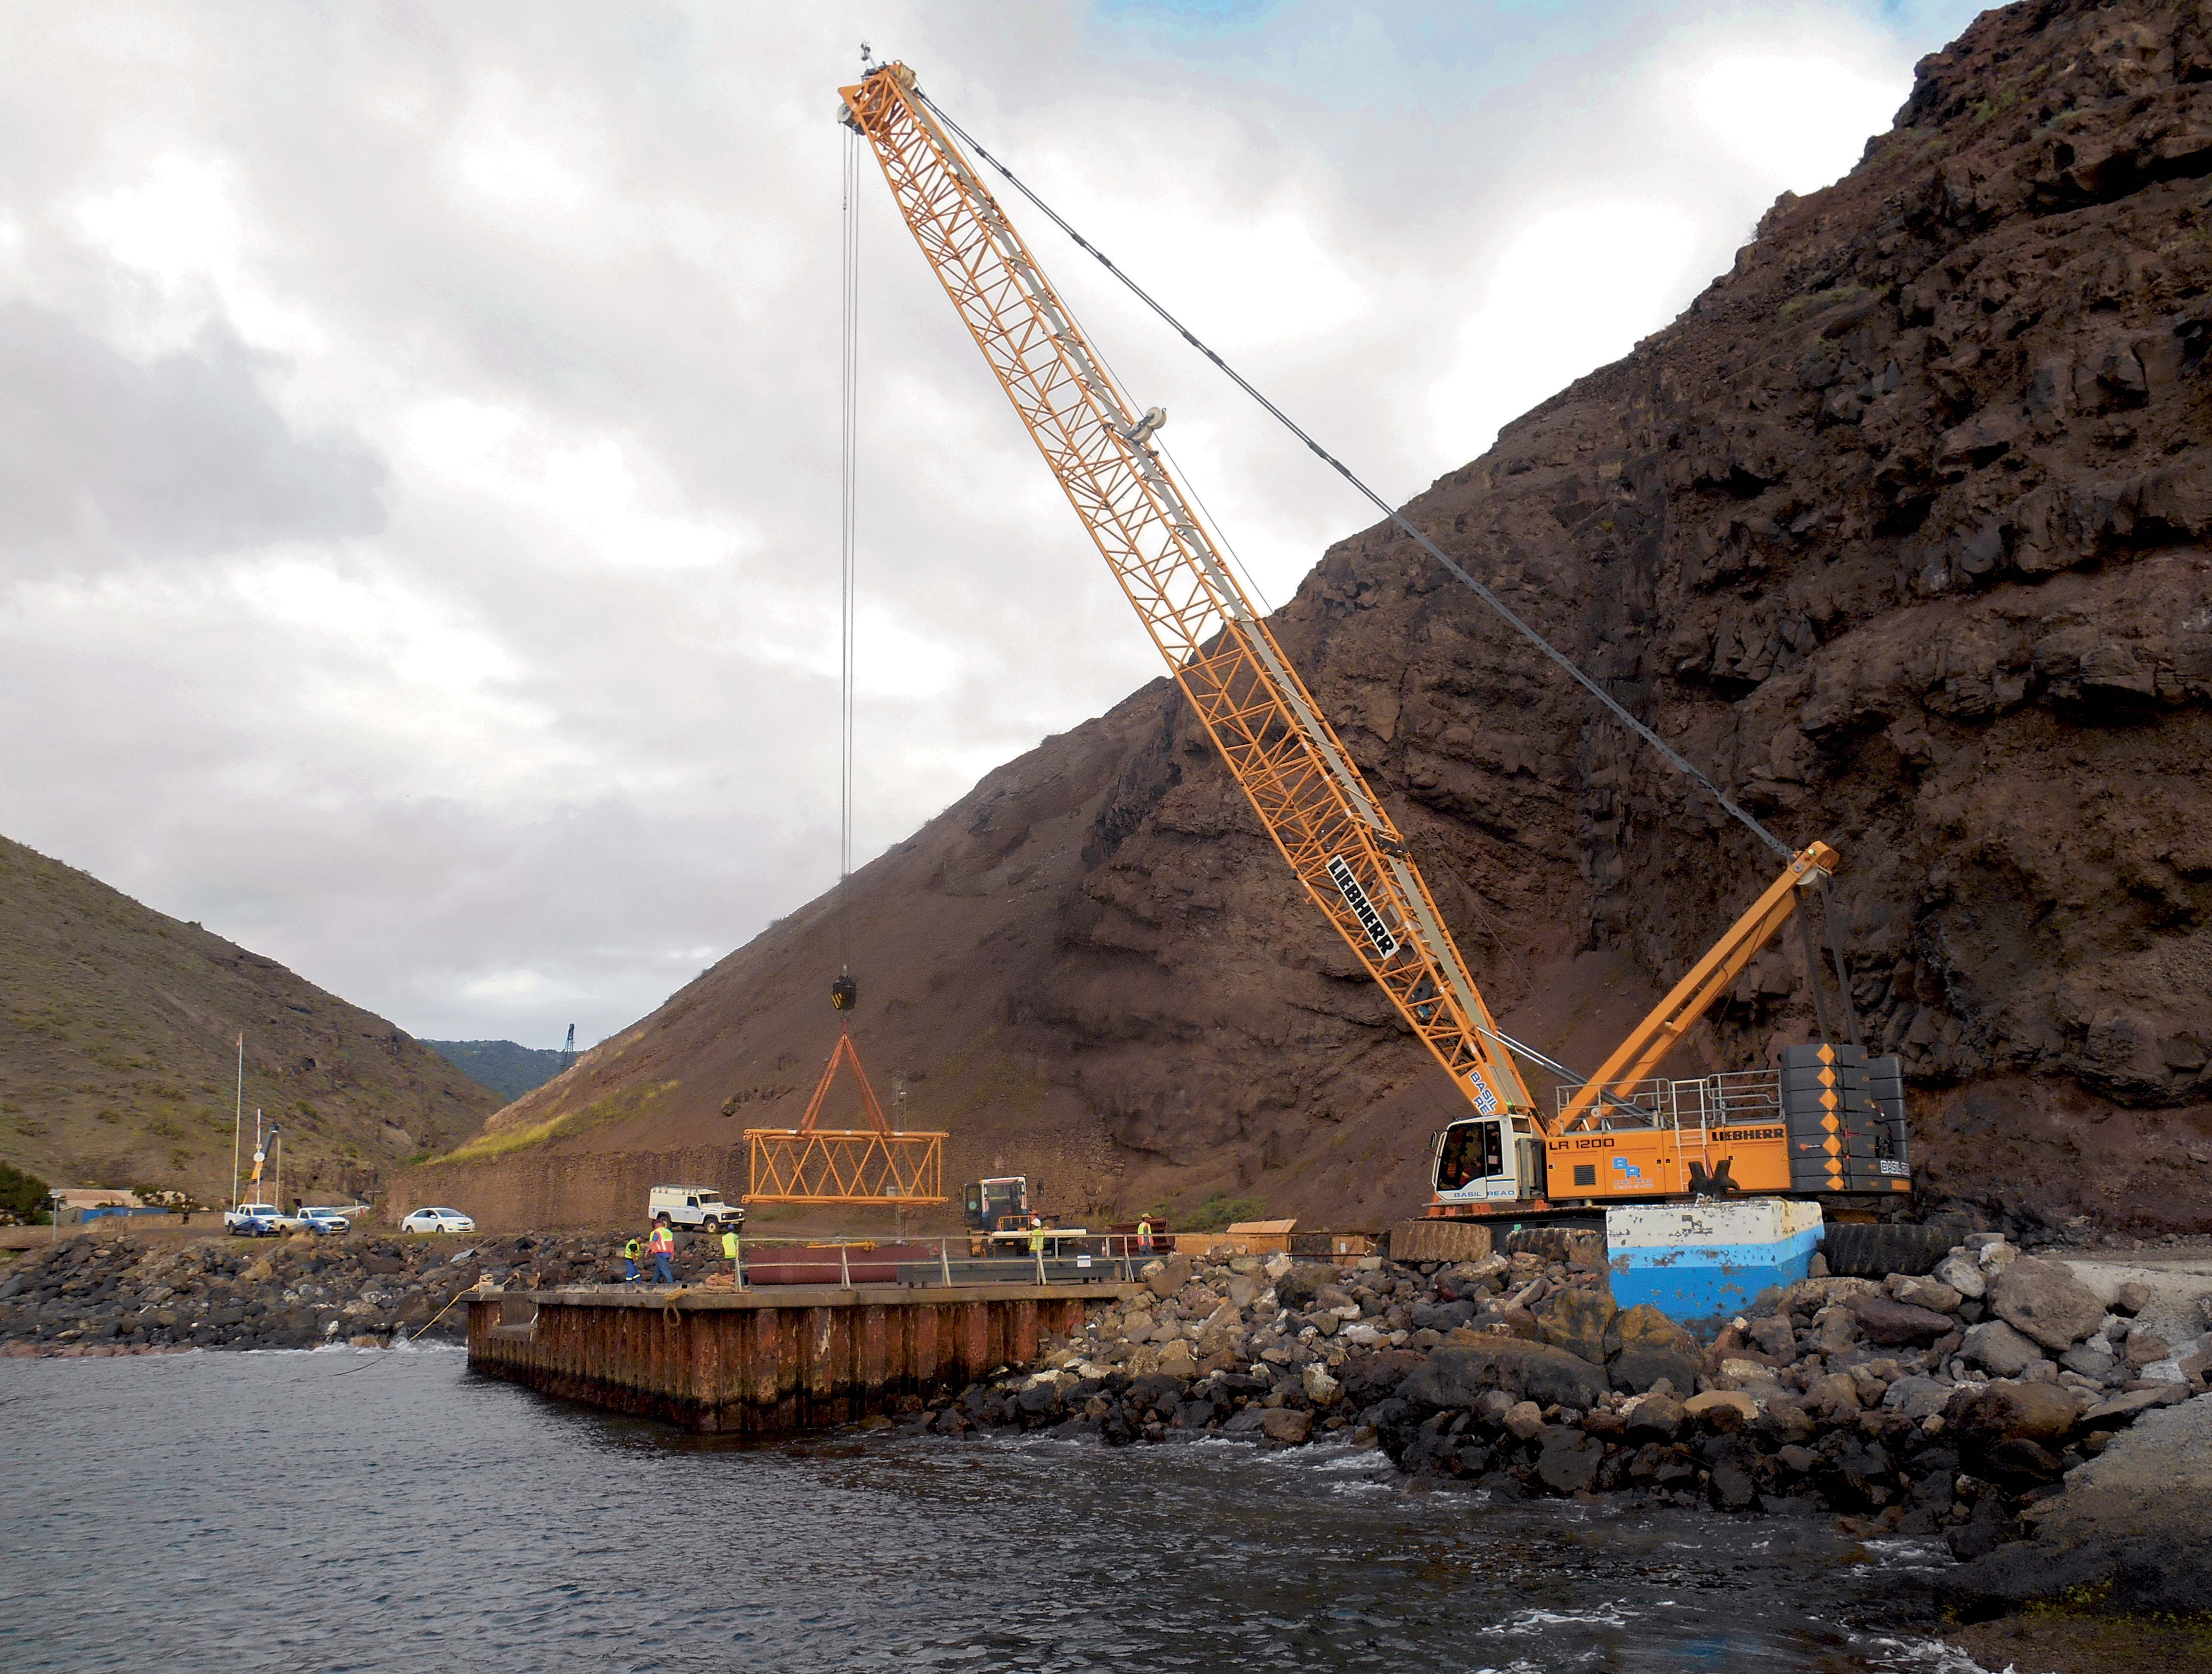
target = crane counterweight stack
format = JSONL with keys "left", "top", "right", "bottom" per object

{"left": 839, "top": 59, "right": 1911, "bottom": 1222}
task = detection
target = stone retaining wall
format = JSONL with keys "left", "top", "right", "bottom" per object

{"left": 389, "top": 1143, "right": 747, "bottom": 1229}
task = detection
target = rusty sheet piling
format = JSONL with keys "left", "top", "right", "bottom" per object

{"left": 468, "top": 1283, "right": 1135, "bottom": 1433}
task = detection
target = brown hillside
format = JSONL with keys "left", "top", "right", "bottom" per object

{"left": 0, "top": 834, "right": 497, "bottom": 1204}
{"left": 428, "top": 0, "right": 2212, "bottom": 1236}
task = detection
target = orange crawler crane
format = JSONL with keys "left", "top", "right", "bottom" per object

{"left": 838, "top": 59, "right": 1909, "bottom": 1222}
{"left": 744, "top": 1022, "right": 946, "bottom": 1207}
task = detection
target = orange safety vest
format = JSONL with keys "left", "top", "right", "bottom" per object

{"left": 649, "top": 1226, "right": 675, "bottom": 1256}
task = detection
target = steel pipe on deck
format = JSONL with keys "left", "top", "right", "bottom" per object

{"left": 467, "top": 1283, "right": 1139, "bottom": 1433}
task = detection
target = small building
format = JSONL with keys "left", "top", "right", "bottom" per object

{"left": 52, "top": 1188, "right": 142, "bottom": 1213}
{"left": 51, "top": 1188, "right": 181, "bottom": 1226}
{"left": 1172, "top": 1219, "right": 1298, "bottom": 1258}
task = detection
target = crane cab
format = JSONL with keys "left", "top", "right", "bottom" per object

{"left": 1431, "top": 1116, "right": 1546, "bottom": 1207}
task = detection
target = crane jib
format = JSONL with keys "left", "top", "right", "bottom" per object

{"left": 1325, "top": 855, "right": 1397, "bottom": 960}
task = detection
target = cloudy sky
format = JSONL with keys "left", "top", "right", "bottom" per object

{"left": 0, "top": 0, "right": 1985, "bottom": 1048}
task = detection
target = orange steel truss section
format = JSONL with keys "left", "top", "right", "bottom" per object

{"left": 745, "top": 1028, "right": 946, "bottom": 1205}
{"left": 840, "top": 64, "right": 1529, "bottom": 1124}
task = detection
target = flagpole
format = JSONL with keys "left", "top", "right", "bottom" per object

{"left": 231, "top": 1034, "right": 244, "bottom": 1212}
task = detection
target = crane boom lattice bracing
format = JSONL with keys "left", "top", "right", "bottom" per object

{"left": 840, "top": 64, "right": 1528, "bottom": 1124}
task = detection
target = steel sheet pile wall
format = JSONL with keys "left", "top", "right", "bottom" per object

{"left": 468, "top": 1286, "right": 1119, "bottom": 1433}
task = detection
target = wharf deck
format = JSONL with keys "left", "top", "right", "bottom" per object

{"left": 467, "top": 1281, "right": 1137, "bottom": 1433}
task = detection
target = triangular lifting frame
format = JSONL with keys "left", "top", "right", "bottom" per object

{"left": 796, "top": 1026, "right": 889, "bottom": 1134}
{"left": 743, "top": 1025, "right": 948, "bottom": 1206}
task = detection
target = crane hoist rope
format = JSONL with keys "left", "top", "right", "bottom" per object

{"left": 836, "top": 114, "right": 862, "bottom": 986}
{"left": 906, "top": 83, "right": 1795, "bottom": 868}
{"left": 836, "top": 59, "right": 1896, "bottom": 1215}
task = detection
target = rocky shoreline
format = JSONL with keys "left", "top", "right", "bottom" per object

{"left": 8, "top": 1222, "right": 2209, "bottom": 1631}
{"left": 912, "top": 1234, "right": 2212, "bottom": 1594}
{"left": 0, "top": 1231, "right": 638, "bottom": 1354}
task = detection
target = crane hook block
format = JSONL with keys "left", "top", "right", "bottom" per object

{"left": 831, "top": 973, "right": 858, "bottom": 1012}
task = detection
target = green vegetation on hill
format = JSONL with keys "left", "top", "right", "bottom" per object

{"left": 1152, "top": 1192, "right": 1270, "bottom": 1233}
{"left": 0, "top": 1160, "right": 50, "bottom": 1224}
{"left": 0, "top": 834, "right": 498, "bottom": 1204}
{"left": 422, "top": 1039, "right": 571, "bottom": 1104}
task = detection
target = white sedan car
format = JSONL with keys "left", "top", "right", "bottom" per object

{"left": 401, "top": 1207, "right": 475, "bottom": 1234}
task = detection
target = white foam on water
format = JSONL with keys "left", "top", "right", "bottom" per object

{"left": 1853, "top": 1634, "right": 2006, "bottom": 1673}
{"left": 1480, "top": 1599, "right": 1635, "bottom": 1636}
{"left": 1860, "top": 1535, "right": 1954, "bottom": 1575}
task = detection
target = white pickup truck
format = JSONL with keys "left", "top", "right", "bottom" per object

{"left": 647, "top": 1185, "right": 745, "bottom": 1231}
{"left": 225, "top": 1203, "right": 303, "bottom": 1237}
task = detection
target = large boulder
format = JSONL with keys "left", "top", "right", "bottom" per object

{"left": 1987, "top": 1257, "right": 2105, "bottom": 1351}
{"left": 1881, "top": 1376, "right": 1954, "bottom": 1422}
{"left": 1398, "top": 1339, "right": 1608, "bottom": 1411}
{"left": 1847, "top": 1294, "right": 1957, "bottom": 1347}
{"left": 1961, "top": 1319, "right": 2044, "bottom": 1378}
{"left": 1258, "top": 1407, "right": 1313, "bottom": 1445}
{"left": 1888, "top": 1275, "right": 1963, "bottom": 1314}
{"left": 1337, "top": 1348, "right": 1426, "bottom": 1406}
{"left": 1607, "top": 1304, "right": 1701, "bottom": 1395}
{"left": 1537, "top": 1287, "right": 1616, "bottom": 1368}
{"left": 1946, "top": 1380, "right": 2081, "bottom": 1450}
{"left": 1534, "top": 1427, "right": 1604, "bottom": 1492}
{"left": 1143, "top": 1254, "right": 1194, "bottom": 1299}
{"left": 1932, "top": 1252, "right": 1986, "bottom": 1300}
{"left": 1270, "top": 1264, "right": 1334, "bottom": 1312}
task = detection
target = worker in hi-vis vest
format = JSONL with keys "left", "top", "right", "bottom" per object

{"left": 1136, "top": 1217, "right": 1153, "bottom": 1256}
{"left": 648, "top": 1222, "right": 675, "bottom": 1285}
{"left": 720, "top": 1225, "right": 742, "bottom": 1288}
{"left": 622, "top": 1236, "right": 641, "bottom": 1283}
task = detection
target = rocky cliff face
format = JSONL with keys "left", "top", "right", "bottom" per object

{"left": 460, "top": 0, "right": 2212, "bottom": 1234}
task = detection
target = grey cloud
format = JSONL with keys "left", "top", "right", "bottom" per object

{"left": 0, "top": 2, "right": 1975, "bottom": 1050}
{"left": 0, "top": 302, "right": 385, "bottom": 564}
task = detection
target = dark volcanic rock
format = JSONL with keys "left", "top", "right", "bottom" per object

{"left": 1847, "top": 1295, "right": 1957, "bottom": 1347}
{"left": 1608, "top": 1304, "right": 1702, "bottom": 1395}
{"left": 1338, "top": 1348, "right": 1426, "bottom": 1405}
{"left": 1537, "top": 1287, "right": 1616, "bottom": 1367}
{"left": 1400, "top": 1340, "right": 1608, "bottom": 1411}
{"left": 1986, "top": 1258, "right": 2106, "bottom": 1351}
{"left": 1944, "top": 1393, "right": 2212, "bottom": 1616}
{"left": 1945, "top": 1379, "right": 2082, "bottom": 1473}
{"left": 1535, "top": 1427, "right": 1605, "bottom": 1492}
